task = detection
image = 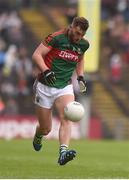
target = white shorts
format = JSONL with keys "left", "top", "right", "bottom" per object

{"left": 33, "top": 80, "right": 74, "bottom": 109}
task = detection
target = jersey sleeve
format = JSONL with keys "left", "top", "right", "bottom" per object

{"left": 82, "top": 39, "right": 90, "bottom": 53}
{"left": 42, "top": 34, "right": 57, "bottom": 49}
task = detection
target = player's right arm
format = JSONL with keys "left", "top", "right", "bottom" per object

{"left": 32, "top": 43, "right": 50, "bottom": 72}
{"left": 32, "top": 34, "right": 58, "bottom": 85}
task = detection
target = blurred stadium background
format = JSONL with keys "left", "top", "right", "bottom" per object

{"left": 0, "top": 0, "right": 129, "bottom": 178}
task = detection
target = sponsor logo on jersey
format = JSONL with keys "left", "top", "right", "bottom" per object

{"left": 59, "top": 51, "right": 79, "bottom": 62}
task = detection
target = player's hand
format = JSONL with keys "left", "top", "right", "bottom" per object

{"left": 77, "top": 76, "right": 87, "bottom": 93}
{"left": 44, "top": 69, "right": 56, "bottom": 85}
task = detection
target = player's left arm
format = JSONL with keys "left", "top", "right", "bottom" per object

{"left": 76, "top": 39, "right": 90, "bottom": 93}
{"left": 76, "top": 55, "right": 84, "bottom": 76}
{"left": 76, "top": 55, "right": 87, "bottom": 93}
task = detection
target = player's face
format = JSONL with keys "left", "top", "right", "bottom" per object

{"left": 69, "top": 25, "right": 86, "bottom": 43}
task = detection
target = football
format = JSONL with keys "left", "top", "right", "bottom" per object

{"left": 64, "top": 101, "right": 85, "bottom": 122}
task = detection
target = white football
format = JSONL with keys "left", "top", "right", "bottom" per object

{"left": 64, "top": 101, "right": 85, "bottom": 122}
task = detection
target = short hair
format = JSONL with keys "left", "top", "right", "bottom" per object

{"left": 72, "top": 17, "right": 89, "bottom": 31}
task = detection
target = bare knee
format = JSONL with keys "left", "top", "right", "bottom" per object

{"left": 59, "top": 114, "right": 72, "bottom": 126}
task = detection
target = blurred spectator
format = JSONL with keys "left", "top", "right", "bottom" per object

{"left": 117, "top": 0, "right": 129, "bottom": 22}
{"left": 4, "top": 98, "right": 19, "bottom": 115}
{"left": 0, "top": 0, "right": 10, "bottom": 13}
{"left": 1, "top": 81, "right": 18, "bottom": 97}
{"left": 0, "top": 96, "right": 5, "bottom": 115}
{"left": 5, "top": 11, "right": 23, "bottom": 45}
{"left": 21, "top": 0, "right": 31, "bottom": 8}
{"left": 0, "top": 2, "right": 34, "bottom": 115}
{"left": 0, "top": 11, "right": 23, "bottom": 45}
{"left": 13, "top": 46, "right": 33, "bottom": 95}
{"left": 3, "top": 45, "right": 18, "bottom": 76}
{"left": 110, "top": 53, "right": 123, "bottom": 84}
{"left": 66, "top": 6, "right": 77, "bottom": 24}
{"left": 0, "top": 38, "right": 6, "bottom": 71}
{"left": 65, "top": 0, "right": 77, "bottom": 24}
{"left": 120, "top": 24, "right": 129, "bottom": 52}
{"left": 107, "top": 14, "right": 125, "bottom": 39}
{"left": 101, "top": 0, "right": 129, "bottom": 88}
{"left": 5, "top": 11, "right": 22, "bottom": 28}
{"left": 122, "top": 49, "right": 129, "bottom": 65}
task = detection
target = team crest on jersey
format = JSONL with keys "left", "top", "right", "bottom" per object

{"left": 77, "top": 48, "right": 82, "bottom": 55}
{"left": 61, "top": 43, "right": 82, "bottom": 55}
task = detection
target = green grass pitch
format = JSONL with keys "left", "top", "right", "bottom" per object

{"left": 0, "top": 139, "right": 128, "bottom": 178}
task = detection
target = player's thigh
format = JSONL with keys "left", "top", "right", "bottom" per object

{"left": 55, "top": 95, "right": 75, "bottom": 119}
{"left": 35, "top": 105, "right": 52, "bottom": 130}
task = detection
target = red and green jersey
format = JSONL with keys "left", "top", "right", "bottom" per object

{"left": 42, "top": 29, "right": 89, "bottom": 88}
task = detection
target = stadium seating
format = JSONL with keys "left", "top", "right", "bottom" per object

{"left": 20, "top": 9, "right": 55, "bottom": 41}
{"left": 92, "top": 81, "right": 129, "bottom": 139}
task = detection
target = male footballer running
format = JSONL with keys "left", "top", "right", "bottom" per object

{"left": 32, "top": 17, "right": 89, "bottom": 165}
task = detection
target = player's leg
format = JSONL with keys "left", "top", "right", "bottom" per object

{"left": 33, "top": 81, "right": 53, "bottom": 151}
{"left": 55, "top": 94, "right": 76, "bottom": 165}
{"left": 55, "top": 95, "right": 74, "bottom": 145}
{"left": 33, "top": 105, "right": 52, "bottom": 151}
